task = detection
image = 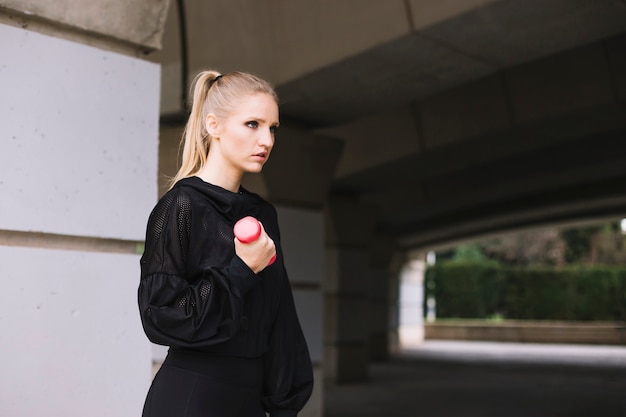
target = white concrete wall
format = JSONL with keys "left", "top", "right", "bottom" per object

{"left": 276, "top": 206, "right": 324, "bottom": 417}
{"left": 399, "top": 258, "right": 426, "bottom": 348}
{"left": 0, "top": 248, "right": 151, "bottom": 416}
{"left": 278, "top": 206, "right": 324, "bottom": 361}
{"left": 0, "top": 23, "right": 159, "bottom": 417}
{"left": 0, "top": 25, "right": 158, "bottom": 240}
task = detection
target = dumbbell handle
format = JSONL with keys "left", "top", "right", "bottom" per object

{"left": 234, "top": 216, "right": 276, "bottom": 265}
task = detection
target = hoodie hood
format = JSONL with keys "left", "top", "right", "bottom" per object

{"left": 174, "top": 176, "right": 260, "bottom": 222}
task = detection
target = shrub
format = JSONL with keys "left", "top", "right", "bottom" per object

{"left": 426, "top": 261, "right": 626, "bottom": 321}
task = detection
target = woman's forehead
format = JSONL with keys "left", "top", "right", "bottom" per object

{"left": 229, "top": 93, "right": 279, "bottom": 120}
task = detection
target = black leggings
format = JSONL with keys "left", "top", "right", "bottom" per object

{"left": 142, "top": 350, "right": 265, "bottom": 417}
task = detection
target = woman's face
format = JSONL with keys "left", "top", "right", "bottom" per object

{"left": 210, "top": 92, "right": 279, "bottom": 175}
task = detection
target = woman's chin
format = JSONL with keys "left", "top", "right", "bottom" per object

{"left": 245, "top": 162, "right": 266, "bottom": 174}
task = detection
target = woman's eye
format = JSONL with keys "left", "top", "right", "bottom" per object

{"left": 269, "top": 125, "right": 279, "bottom": 134}
{"left": 246, "top": 121, "right": 259, "bottom": 129}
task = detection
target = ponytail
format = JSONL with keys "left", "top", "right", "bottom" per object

{"left": 168, "top": 71, "right": 220, "bottom": 189}
{"left": 168, "top": 70, "right": 278, "bottom": 190}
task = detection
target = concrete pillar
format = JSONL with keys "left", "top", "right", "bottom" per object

{"left": 367, "top": 236, "right": 395, "bottom": 361}
{"left": 387, "top": 252, "right": 406, "bottom": 355}
{"left": 324, "top": 198, "right": 377, "bottom": 383}
{"left": 0, "top": 2, "right": 167, "bottom": 416}
{"left": 275, "top": 206, "right": 325, "bottom": 417}
{"left": 0, "top": 23, "right": 160, "bottom": 417}
{"left": 398, "top": 253, "right": 427, "bottom": 348}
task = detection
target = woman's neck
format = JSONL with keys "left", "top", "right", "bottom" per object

{"left": 195, "top": 163, "right": 242, "bottom": 193}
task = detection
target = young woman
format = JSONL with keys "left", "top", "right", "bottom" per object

{"left": 138, "top": 70, "right": 313, "bottom": 417}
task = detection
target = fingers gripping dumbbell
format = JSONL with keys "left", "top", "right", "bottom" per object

{"left": 233, "top": 216, "right": 276, "bottom": 266}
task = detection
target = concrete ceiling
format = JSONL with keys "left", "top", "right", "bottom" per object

{"left": 157, "top": 0, "right": 626, "bottom": 250}
{"left": 277, "top": 0, "right": 626, "bottom": 126}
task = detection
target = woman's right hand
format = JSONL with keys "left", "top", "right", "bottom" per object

{"left": 234, "top": 222, "right": 276, "bottom": 274}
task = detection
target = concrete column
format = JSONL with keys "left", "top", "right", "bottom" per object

{"left": 324, "top": 199, "right": 377, "bottom": 383}
{"left": 275, "top": 206, "right": 325, "bottom": 417}
{"left": 367, "top": 236, "right": 396, "bottom": 361}
{"left": 0, "top": 21, "right": 160, "bottom": 417}
{"left": 398, "top": 253, "right": 427, "bottom": 348}
{"left": 387, "top": 252, "right": 406, "bottom": 355}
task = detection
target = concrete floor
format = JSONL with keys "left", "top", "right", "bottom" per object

{"left": 324, "top": 341, "right": 626, "bottom": 417}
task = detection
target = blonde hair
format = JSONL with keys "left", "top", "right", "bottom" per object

{"left": 169, "top": 70, "right": 278, "bottom": 189}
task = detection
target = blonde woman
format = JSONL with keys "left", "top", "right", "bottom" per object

{"left": 138, "top": 70, "right": 313, "bottom": 417}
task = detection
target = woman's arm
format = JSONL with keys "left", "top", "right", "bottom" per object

{"left": 137, "top": 189, "right": 260, "bottom": 348}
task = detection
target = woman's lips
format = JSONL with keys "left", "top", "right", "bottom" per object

{"left": 252, "top": 152, "right": 268, "bottom": 162}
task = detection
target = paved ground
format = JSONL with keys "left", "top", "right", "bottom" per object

{"left": 324, "top": 341, "right": 626, "bottom": 417}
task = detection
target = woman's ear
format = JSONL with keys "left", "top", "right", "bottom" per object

{"left": 205, "top": 113, "right": 220, "bottom": 138}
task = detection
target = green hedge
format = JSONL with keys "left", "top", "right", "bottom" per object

{"left": 424, "top": 262, "right": 626, "bottom": 321}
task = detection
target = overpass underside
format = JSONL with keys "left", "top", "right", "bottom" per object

{"left": 282, "top": 5, "right": 626, "bottom": 251}
{"left": 138, "top": 0, "right": 626, "bottom": 252}
{"left": 331, "top": 101, "right": 626, "bottom": 251}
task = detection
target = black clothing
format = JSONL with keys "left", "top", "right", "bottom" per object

{"left": 142, "top": 353, "right": 265, "bottom": 417}
{"left": 138, "top": 176, "right": 313, "bottom": 417}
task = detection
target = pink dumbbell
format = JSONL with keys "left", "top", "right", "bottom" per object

{"left": 234, "top": 216, "right": 276, "bottom": 266}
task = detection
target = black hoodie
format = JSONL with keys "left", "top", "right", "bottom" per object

{"left": 138, "top": 176, "right": 313, "bottom": 416}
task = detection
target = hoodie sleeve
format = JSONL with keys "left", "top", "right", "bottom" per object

{"left": 262, "top": 266, "right": 314, "bottom": 416}
{"left": 137, "top": 188, "right": 260, "bottom": 348}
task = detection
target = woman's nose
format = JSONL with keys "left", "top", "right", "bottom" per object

{"left": 259, "top": 129, "right": 274, "bottom": 147}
